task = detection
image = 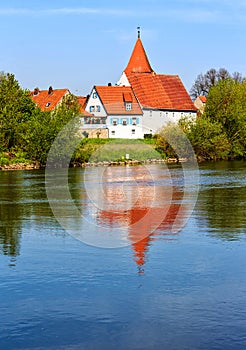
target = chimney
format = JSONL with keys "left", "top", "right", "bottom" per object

{"left": 33, "top": 87, "right": 39, "bottom": 96}
{"left": 108, "top": 83, "right": 112, "bottom": 86}
{"left": 48, "top": 86, "right": 53, "bottom": 95}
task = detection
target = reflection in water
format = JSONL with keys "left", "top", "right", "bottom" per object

{"left": 197, "top": 161, "right": 246, "bottom": 241}
{"left": 93, "top": 166, "right": 188, "bottom": 272}
{"left": 0, "top": 172, "right": 23, "bottom": 257}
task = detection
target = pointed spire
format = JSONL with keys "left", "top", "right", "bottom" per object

{"left": 124, "top": 32, "right": 154, "bottom": 75}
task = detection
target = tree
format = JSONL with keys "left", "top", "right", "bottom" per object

{"left": 190, "top": 68, "right": 244, "bottom": 100}
{"left": 180, "top": 117, "right": 231, "bottom": 160}
{"left": 23, "top": 93, "right": 81, "bottom": 165}
{"left": 204, "top": 78, "right": 246, "bottom": 158}
{"left": 0, "top": 73, "right": 35, "bottom": 150}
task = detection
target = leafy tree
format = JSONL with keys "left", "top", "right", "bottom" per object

{"left": 180, "top": 117, "right": 231, "bottom": 160}
{"left": 23, "top": 93, "right": 81, "bottom": 165}
{"left": 204, "top": 78, "right": 246, "bottom": 158}
{"left": 0, "top": 73, "right": 35, "bottom": 150}
{"left": 155, "top": 122, "right": 195, "bottom": 161}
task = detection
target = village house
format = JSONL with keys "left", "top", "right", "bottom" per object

{"left": 85, "top": 85, "right": 143, "bottom": 139}
{"left": 30, "top": 86, "right": 71, "bottom": 111}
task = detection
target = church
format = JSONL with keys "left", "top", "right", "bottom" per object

{"left": 83, "top": 29, "right": 197, "bottom": 139}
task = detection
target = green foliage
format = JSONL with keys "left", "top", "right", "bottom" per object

{"left": 156, "top": 122, "right": 195, "bottom": 160}
{"left": 181, "top": 117, "right": 231, "bottom": 160}
{"left": 204, "top": 78, "right": 246, "bottom": 158}
{"left": 0, "top": 73, "right": 36, "bottom": 150}
{"left": 22, "top": 93, "right": 81, "bottom": 165}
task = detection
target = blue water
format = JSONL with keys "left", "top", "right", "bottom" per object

{"left": 0, "top": 161, "right": 246, "bottom": 350}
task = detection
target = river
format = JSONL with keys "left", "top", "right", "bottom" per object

{"left": 0, "top": 161, "right": 246, "bottom": 350}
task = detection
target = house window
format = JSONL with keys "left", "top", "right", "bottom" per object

{"left": 132, "top": 129, "right": 135, "bottom": 135}
{"left": 125, "top": 102, "right": 132, "bottom": 111}
{"left": 181, "top": 112, "right": 183, "bottom": 117}
{"left": 93, "top": 92, "right": 97, "bottom": 99}
{"left": 173, "top": 113, "right": 175, "bottom": 118}
{"left": 150, "top": 110, "right": 152, "bottom": 117}
{"left": 45, "top": 102, "right": 51, "bottom": 108}
{"left": 111, "top": 130, "right": 115, "bottom": 136}
{"left": 112, "top": 119, "right": 117, "bottom": 126}
{"left": 132, "top": 118, "right": 137, "bottom": 125}
{"left": 90, "top": 106, "right": 95, "bottom": 113}
{"left": 160, "top": 112, "right": 162, "bottom": 117}
{"left": 166, "top": 112, "right": 168, "bottom": 118}
{"left": 96, "top": 105, "right": 101, "bottom": 112}
{"left": 122, "top": 119, "right": 127, "bottom": 125}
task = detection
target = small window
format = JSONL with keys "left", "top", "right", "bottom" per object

{"left": 173, "top": 113, "right": 175, "bottom": 118}
{"left": 149, "top": 110, "right": 152, "bottom": 117}
{"left": 113, "top": 119, "right": 117, "bottom": 126}
{"left": 166, "top": 112, "right": 168, "bottom": 118}
{"left": 122, "top": 119, "right": 127, "bottom": 126}
{"left": 96, "top": 105, "right": 101, "bottom": 112}
{"left": 132, "top": 118, "right": 137, "bottom": 125}
{"left": 125, "top": 102, "right": 132, "bottom": 111}
{"left": 111, "top": 130, "right": 115, "bottom": 136}
{"left": 90, "top": 106, "right": 95, "bottom": 113}
{"left": 160, "top": 112, "right": 162, "bottom": 117}
{"left": 45, "top": 102, "right": 51, "bottom": 108}
{"left": 181, "top": 112, "right": 183, "bottom": 117}
{"left": 132, "top": 129, "right": 135, "bottom": 135}
{"left": 92, "top": 92, "right": 97, "bottom": 99}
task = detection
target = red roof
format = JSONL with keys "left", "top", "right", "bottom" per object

{"left": 95, "top": 86, "right": 142, "bottom": 115}
{"left": 30, "top": 88, "right": 69, "bottom": 111}
{"left": 199, "top": 95, "right": 207, "bottom": 103}
{"left": 125, "top": 38, "right": 154, "bottom": 74}
{"left": 77, "top": 96, "right": 92, "bottom": 116}
{"left": 123, "top": 38, "right": 196, "bottom": 111}
{"left": 126, "top": 73, "right": 196, "bottom": 111}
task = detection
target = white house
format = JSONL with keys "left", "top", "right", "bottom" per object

{"left": 117, "top": 32, "right": 197, "bottom": 135}
{"left": 85, "top": 85, "right": 143, "bottom": 139}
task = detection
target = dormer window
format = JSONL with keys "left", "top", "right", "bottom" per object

{"left": 92, "top": 92, "right": 97, "bottom": 99}
{"left": 125, "top": 102, "right": 132, "bottom": 111}
{"left": 45, "top": 102, "right": 51, "bottom": 108}
{"left": 90, "top": 106, "right": 95, "bottom": 113}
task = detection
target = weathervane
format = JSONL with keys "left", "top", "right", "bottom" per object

{"left": 137, "top": 27, "right": 141, "bottom": 38}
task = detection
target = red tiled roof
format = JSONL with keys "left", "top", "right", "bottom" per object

{"left": 95, "top": 86, "right": 142, "bottom": 115}
{"left": 125, "top": 38, "right": 154, "bottom": 74}
{"left": 199, "top": 95, "right": 207, "bottom": 103}
{"left": 77, "top": 96, "right": 92, "bottom": 116}
{"left": 126, "top": 73, "right": 197, "bottom": 111}
{"left": 30, "top": 88, "right": 69, "bottom": 111}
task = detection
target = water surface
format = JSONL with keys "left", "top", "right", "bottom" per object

{"left": 0, "top": 161, "right": 246, "bottom": 350}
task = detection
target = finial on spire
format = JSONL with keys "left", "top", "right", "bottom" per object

{"left": 137, "top": 27, "right": 141, "bottom": 39}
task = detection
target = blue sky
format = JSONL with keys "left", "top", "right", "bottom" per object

{"left": 0, "top": 0, "right": 245, "bottom": 96}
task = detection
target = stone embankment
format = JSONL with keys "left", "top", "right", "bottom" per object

{"left": 0, "top": 162, "right": 41, "bottom": 171}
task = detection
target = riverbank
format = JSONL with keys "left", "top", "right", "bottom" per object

{"left": 1, "top": 158, "right": 187, "bottom": 171}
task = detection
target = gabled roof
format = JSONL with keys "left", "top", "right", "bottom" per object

{"left": 95, "top": 86, "right": 142, "bottom": 115}
{"left": 123, "top": 37, "right": 196, "bottom": 112}
{"left": 125, "top": 38, "right": 154, "bottom": 74}
{"left": 126, "top": 73, "right": 197, "bottom": 111}
{"left": 77, "top": 96, "right": 92, "bottom": 116}
{"left": 30, "top": 87, "right": 69, "bottom": 111}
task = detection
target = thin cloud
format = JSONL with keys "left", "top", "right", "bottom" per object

{"left": 0, "top": 7, "right": 133, "bottom": 16}
{"left": 0, "top": 5, "right": 244, "bottom": 24}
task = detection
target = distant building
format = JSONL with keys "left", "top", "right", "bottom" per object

{"left": 30, "top": 86, "right": 70, "bottom": 111}
{"left": 194, "top": 95, "right": 207, "bottom": 115}
{"left": 117, "top": 31, "right": 197, "bottom": 135}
